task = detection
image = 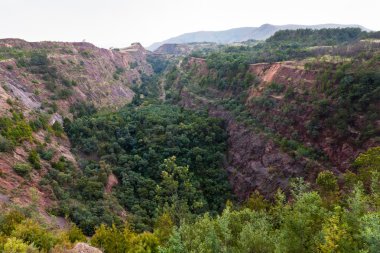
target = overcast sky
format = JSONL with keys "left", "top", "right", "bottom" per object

{"left": 1, "top": 0, "right": 379, "bottom": 48}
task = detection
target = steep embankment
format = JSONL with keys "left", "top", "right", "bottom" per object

{"left": 179, "top": 90, "right": 321, "bottom": 199}
{"left": 175, "top": 56, "right": 378, "bottom": 199}
{"left": 0, "top": 39, "right": 152, "bottom": 112}
{"left": 247, "top": 61, "right": 378, "bottom": 170}
{"left": 0, "top": 39, "right": 152, "bottom": 215}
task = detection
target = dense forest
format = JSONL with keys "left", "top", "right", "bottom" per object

{"left": 0, "top": 28, "right": 379, "bottom": 252}
{"left": 61, "top": 103, "right": 231, "bottom": 234}
{"left": 0, "top": 147, "right": 379, "bottom": 252}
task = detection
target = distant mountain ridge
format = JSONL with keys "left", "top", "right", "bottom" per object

{"left": 148, "top": 23, "right": 370, "bottom": 51}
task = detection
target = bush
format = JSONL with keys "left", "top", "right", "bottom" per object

{"left": 45, "top": 81, "right": 57, "bottom": 92}
{"left": 28, "top": 150, "right": 41, "bottom": 170}
{"left": 30, "top": 52, "right": 48, "bottom": 66}
{"left": 0, "top": 210, "right": 26, "bottom": 236}
{"left": 29, "top": 114, "right": 49, "bottom": 132}
{"left": 91, "top": 223, "right": 159, "bottom": 253}
{"left": 0, "top": 114, "right": 33, "bottom": 144}
{"left": 38, "top": 148, "right": 55, "bottom": 161}
{"left": 56, "top": 88, "right": 73, "bottom": 99}
{"left": 316, "top": 171, "right": 338, "bottom": 193}
{"left": 70, "top": 102, "right": 97, "bottom": 119}
{"left": 0, "top": 135, "right": 14, "bottom": 152}
{"left": 67, "top": 224, "right": 86, "bottom": 243}
{"left": 13, "top": 164, "right": 32, "bottom": 177}
{"left": 3, "top": 237, "right": 30, "bottom": 253}
{"left": 11, "top": 219, "right": 58, "bottom": 251}
{"left": 52, "top": 121, "right": 64, "bottom": 136}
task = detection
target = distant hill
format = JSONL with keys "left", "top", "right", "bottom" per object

{"left": 154, "top": 42, "right": 219, "bottom": 55}
{"left": 148, "top": 23, "right": 370, "bottom": 51}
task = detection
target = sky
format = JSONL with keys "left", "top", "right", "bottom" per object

{"left": 1, "top": 0, "right": 379, "bottom": 48}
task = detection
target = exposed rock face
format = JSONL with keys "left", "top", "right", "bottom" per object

{"left": 105, "top": 173, "right": 119, "bottom": 193}
{"left": 179, "top": 91, "right": 323, "bottom": 199}
{"left": 0, "top": 128, "right": 75, "bottom": 215}
{"left": 0, "top": 39, "right": 153, "bottom": 114}
{"left": 186, "top": 57, "right": 208, "bottom": 76}
{"left": 247, "top": 61, "right": 378, "bottom": 170}
{"left": 69, "top": 243, "right": 103, "bottom": 253}
{"left": 0, "top": 39, "right": 153, "bottom": 218}
{"left": 213, "top": 108, "right": 313, "bottom": 199}
{"left": 180, "top": 56, "right": 379, "bottom": 199}
{"left": 249, "top": 62, "right": 316, "bottom": 85}
{"left": 186, "top": 57, "right": 378, "bottom": 172}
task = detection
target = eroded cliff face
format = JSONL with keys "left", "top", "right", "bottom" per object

{"left": 179, "top": 90, "right": 323, "bottom": 200}
{"left": 247, "top": 61, "right": 378, "bottom": 170}
{"left": 178, "top": 57, "right": 378, "bottom": 199}
{"left": 0, "top": 39, "right": 152, "bottom": 213}
{"left": 0, "top": 40, "right": 153, "bottom": 113}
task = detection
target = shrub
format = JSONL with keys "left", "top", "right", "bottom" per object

{"left": 11, "top": 219, "right": 58, "bottom": 252}
{"left": 28, "top": 150, "right": 41, "bottom": 170}
{"left": 30, "top": 52, "right": 48, "bottom": 66}
{"left": 56, "top": 88, "right": 73, "bottom": 99}
{"left": 13, "top": 163, "right": 32, "bottom": 177}
{"left": 69, "top": 102, "right": 97, "bottom": 119}
{"left": 62, "top": 78, "right": 71, "bottom": 87}
{"left": 52, "top": 121, "right": 64, "bottom": 136}
{"left": 129, "top": 62, "right": 138, "bottom": 69}
{"left": 45, "top": 81, "right": 57, "bottom": 92}
{"left": 354, "top": 147, "right": 380, "bottom": 187}
{"left": 265, "top": 82, "right": 286, "bottom": 95}
{"left": 316, "top": 171, "right": 338, "bottom": 193}
{"left": 91, "top": 223, "right": 159, "bottom": 253}
{"left": 3, "top": 237, "right": 30, "bottom": 253}
{"left": 0, "top": 210, "right": 26, "bottom": 236}
{"left": 80, "top": 51, "right": 91, "bottom": 58}
{"left": 38, "top": 148, "right": 55, "bottom": 161}
{"left": 0, "top": 135, "right": 14, "bottom": 152}
{"left": 67, "top": 224, "right": 86, "bottom": 243}
{"left": 30, "top": 114, "right": 49, "bottom": 132}
{"left": 0, "top": 114, "right": 33, "bottom": 144}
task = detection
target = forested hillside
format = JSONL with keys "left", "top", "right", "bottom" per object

{"left": 0, "top": 28, "right": 379, "bottom": 252}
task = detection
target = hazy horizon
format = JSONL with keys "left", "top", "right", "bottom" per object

{"left": 1, "top": 0, "right": 379, "bottom": 48}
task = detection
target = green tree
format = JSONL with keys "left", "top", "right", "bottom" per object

{"left": 153, "top": 212, "right": 174, "bottom": 245}
{"left": 67, "top": 224, "right": 86, "bottom": 243}
{"left": 277, "top": 191, "right": 327, "bottom": 252}
{"left": 11, "top": 219, "right": 58, "bottom": 252}
{"left": 360, "top": 212, "right": 380, "bottom": 253}
{"left": 316, "top": 170, "right": 339, "bottom": 206}
{"left": 318, "top": 206, "right": 355, "bottom": 253}
{"left": 354, "top": 147, "right": 380, "bottom": 189}
{"left": 155, "top": 157, "right": 205, "bottom": 224}
{"left": 91, "top": 224, "right": 127, "bottom": 253}
{"left": 0, "top": 211, "right": 25, "bottom": 236}
{"left": 3, "top": 237, "right": 30, "bottom": 253}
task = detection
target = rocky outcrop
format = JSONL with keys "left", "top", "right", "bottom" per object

{"left": 249, "top": 62, "right": 316, "bottom": 85}
{"left": 179, "top": 91, "right": 323, "bottom": 199}
{"left": 69, "top": 243, "right": 103, "bottom": 253}
{"left": 105, "top": 173, "right": 119, "bottom": 193}
{"left": 0, "top": 39, "right": 153, "bottom": 115}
